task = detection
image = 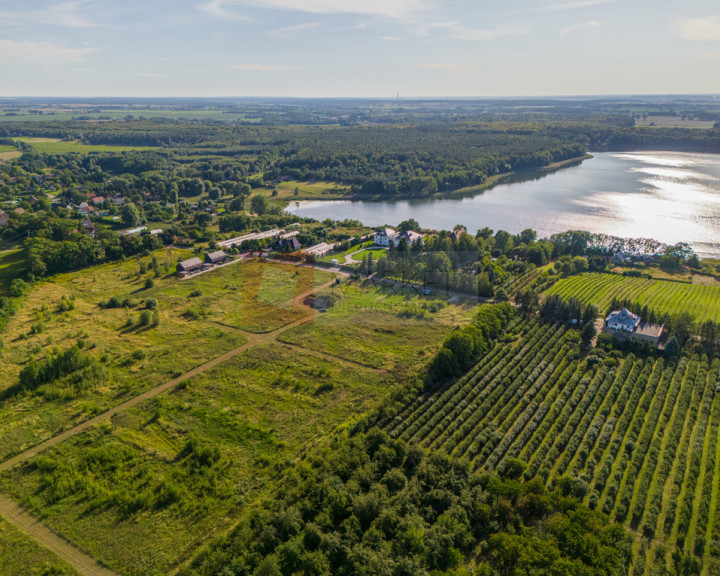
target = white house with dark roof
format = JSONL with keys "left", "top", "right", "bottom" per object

{"left": 604, "top": 308, "right": 664, "bottom": 346}
{"left": 606, "top": 308, "right": 641, "bottom": 332}
{"left": 374, "top": 228, "right": 400, "bottom": 247}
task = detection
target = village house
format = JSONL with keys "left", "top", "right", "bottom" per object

{"left": 91, "top": 196, "right": 105, "bottom": 205}
{"left": 80, "top": 219, "right": 96, "bottom": 237}
{"left": 204, "top": 250, "right": 228, "bottom": 265}
{"left": 452, "top": 226, "right": 467, "bottom": 242}
{"left": 176, "top": 257, "right": 204, "bottom": 277}
{"left": 0, "top": 210, "right": 8, "bottom": 227}
{"left": 604, "top": 308, "right": 665, "bottom": 346}
{"left": 78, "top": 202, "right": 93, "bottom": 215}
{"left": 278, "top": 237, "right": 301, "bottom": 252}
{"left": 400, "top": 230, "right": 424, "bottom": 246}
{"left": 13, "top": 207, "right": 26, "bottom": 215}
{"left": 374, "top": 228, "right": 399, "bottom": 247}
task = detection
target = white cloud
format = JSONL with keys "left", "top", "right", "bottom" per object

{"left": 561, "top": 20, "right": 599, "bottom": 37}
{"left": 0, "top": 1, "right": 105, "bottom": 28}
{"left": 449, "top": 24, "right": 528, "bottom": 41}
{"left": 231, "top": 63, "right": 300, "bottom": 70}
{"left": 198, "top": 0, "right": 427, "bottom": 20}
{"left": 267, "top": 21, "right": 322, "bottom": 39}
{"left": 544, "top": 0, "right": 622, "bottom": 10}
{"left": 0, "top": 40, "right": 98, "bottom": 64}
{"left": 414, "top": 20, "right": 527, "bottom": 41}
{"left": 198, "top": 0, "right": 248, "bottom": 20}
{"left": 420, "top": 63, "right": 477, "bottom": 71}
{"left": 676, "top": 17, "right": 720, "bottom": 42}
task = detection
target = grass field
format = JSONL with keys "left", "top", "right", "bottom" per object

{"left": 0, "top": 254, "right": 336, "bottom": 465}
{"left": 0, "top": 249, "right": 24, "bottom": 296}
{"left": 383, "top": 318, "right": 720, "bottom": 575}
{"left": 279, "top": 282, "right": 474, "bottom": 370}
{"left": 0, "top": 145, "right": 21, "bottom": 161}
{"left": 545, "top": 272, "right": 720, "bottom": 322}
{"left": 167, "top": 259, "right": 335, "bottom": 332}
{"left": 0, "top": 342, "right": 391, "bottom": 576}
{"left": 0, "top": 517, "right": 81, "bottom": 576}
{"left": 16, "top": 138, "right": 155, "bottom": 154}
{"left": 262, "top": 180, "right": 352, "bottom": 202}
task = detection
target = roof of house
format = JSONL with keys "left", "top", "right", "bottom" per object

{"left": 92, "top": 196, "right": 105, "bottom": 203}
{"left": 452, "top": 227, "right": 466, "bottom": 240}
{"left": 13, "top": 207, "right": 25, "bottom": 214}
{"left": 635, "top": 322, "right": 665, "bottom": 338}
{"left": 403, "top": 230, "right": 424, "bottom": 243}
{"left": 282, "top": 237, "right": 301, "bottom": 250}
{"left": 376, "top": 228, "right": 399, "bottom": 238}
{"left": 606, "top": 308, "right": 641, "bottom": 327}
{"left": 81, "top": 219, "right": 94, "bottom": 228}
{"left": 178, "top": 257, "right": 203, "bottom": 270}
{"left": 206, "top": 250, "right": 227, "bottom": 262}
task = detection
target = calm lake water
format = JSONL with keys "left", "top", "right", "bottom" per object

{"left": 286, "top": 152, "right": 720, "bottom": 258}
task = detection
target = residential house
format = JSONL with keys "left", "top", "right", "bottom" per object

{"left": 278, "top": 237, "right": 301, "bottom": 252}
{"left": 91, "top": 196, "right": 105, "bottom": 205}
{"left": 399, "top": 230, "right": 424, "bottom": 246}
{"left": 605, "top": 308, "right": 641, "bottom": 332}
{"left": 205, "top": 250, "right": 228, "bottom": 265}
{"left": 13, "top": 207, "right": 25, "bottom": 215}
{"left": 604, "top": 308, "right": 664, "bottom": 346}
{"left": 80, "top": 219, "right": 96, "bottom": 237}
{"left": 177, "top": 257, "right": 204, "bottom": 276}
{"left": 374, "top": 228, "right": 399, "bottom": 247}
{"left": 452, "top": 227, "right": 467, "bottom": 242}
{"left": 78, "top": 202, "right": 93, "bottom": 215}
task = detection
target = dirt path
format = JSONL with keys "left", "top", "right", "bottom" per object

{"left": 0, "top": 277, "right": 339, "bottom": 576}
{"left": 0, "top": 494, "right": 120, "bottom": 576}
{"left": 278, "top": 341, "right": 386, "bottom": 374}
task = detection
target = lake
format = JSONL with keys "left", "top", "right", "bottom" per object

{"left": 286, "top": 151, "right": 720, "bottom": 258}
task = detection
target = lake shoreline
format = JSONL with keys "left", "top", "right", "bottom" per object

{"left": 286, "top": 151, "right": 720, "bottom": 258}
{"left": 278, "top": 154, "right": 592, "bottom": 206}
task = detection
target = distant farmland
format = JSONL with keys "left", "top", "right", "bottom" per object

{"left": 544, "top": 272, "right": 720, "bottom": 322}
{"left": 16, "top": 138, "right": 155, "bottom": 154}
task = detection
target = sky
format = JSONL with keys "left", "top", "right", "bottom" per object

{"left": 1, "top": 0, "right": 719, "bottom": 97}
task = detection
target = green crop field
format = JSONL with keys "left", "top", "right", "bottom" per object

{"left": 544, "top": 272, "right": 720, "bottom": 322}
{"left": 16, "top": 138, "right": 155, "bottom": 154}
{"left": 383, "top": 318, "right": 720, "bottom": 575}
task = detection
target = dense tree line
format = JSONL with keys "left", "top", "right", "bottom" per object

{"left": 427, "top": 303, "right": 514, "bottom": 385}
{"left": 182, "top": 430, "right": 632, "bottom": 576}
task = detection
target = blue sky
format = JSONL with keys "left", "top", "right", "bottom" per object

{"left": 1, "top": 0, "right": 719, "bottom": 97}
